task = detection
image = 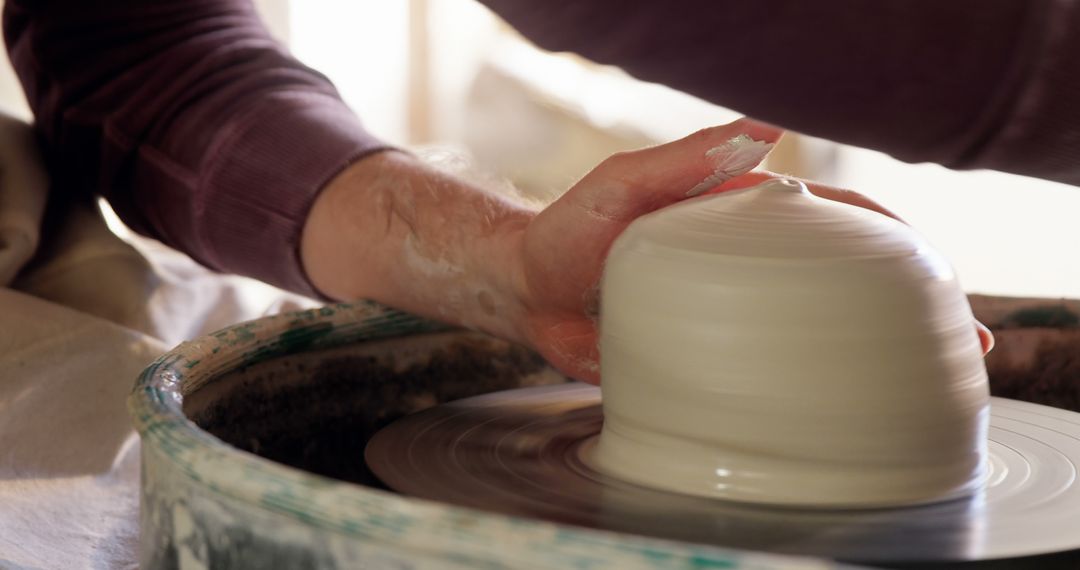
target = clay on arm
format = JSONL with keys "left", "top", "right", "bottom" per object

{"left": 481, "top": 0, "right": 1080, "bottom": 186}
{"left": 3, "top": 0, "right": 388, "bottom": 295}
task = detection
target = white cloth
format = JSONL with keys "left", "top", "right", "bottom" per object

{"left": 0, "top": 289, "right": 159, "bottom": 570}
{"left": 0, "top": 111, "right": 315, "bottom": 568}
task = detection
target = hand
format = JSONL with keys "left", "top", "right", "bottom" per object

{"left": 302, "top": 119, "right": 992, "bottom": 386}
{"left": 508, "top": 119, "right": 782, "bottom": 383}
{"left": 506, "top": 120, "right": 992, "bottom": 384}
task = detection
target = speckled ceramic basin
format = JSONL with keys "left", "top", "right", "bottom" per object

{"left": 128, "top": 301, "right": 830, "bottom": 569}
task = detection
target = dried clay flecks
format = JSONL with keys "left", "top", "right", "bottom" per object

{"left": 686, "top": 134, "right": 774, "bottom": 197}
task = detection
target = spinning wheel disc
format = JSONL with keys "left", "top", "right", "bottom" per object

{"left": 366, "top": 384, "right": 1080, "bottom": 566}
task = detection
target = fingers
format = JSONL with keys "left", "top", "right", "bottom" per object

{"left": 530, "top": 317, "right": 601, "bottom": 384}
{"left": 976, "top": 321, "right": 995, "bottom": 355}
{"left": 558, "top": 118, "right": 784, "bottom": 224}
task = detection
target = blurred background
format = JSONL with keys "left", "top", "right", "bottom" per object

{"left": 1, "top": 0, "right": 1078, "bottom": 299}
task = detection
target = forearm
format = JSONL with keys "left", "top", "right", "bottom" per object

{"left": 301, "top": 151, "right": 536, "bottom": 340}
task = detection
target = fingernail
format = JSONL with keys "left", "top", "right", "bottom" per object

{"left": 686, "top": 134, "right": 775, "bottom": 197}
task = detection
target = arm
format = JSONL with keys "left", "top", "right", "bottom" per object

{"left": 481, "top": 0, "right": 1080, "bottom": 186}
{"left": 302, "top": 121, "right": 789, "bottom": 382}
{"left": 2, "top": 0, "right": 738, "bottom": 382}
{"left": 301, "top": 150, "right": 536, "bottom": 341}
{"left": 5, "top": 2, "right": 985, "bottom": 383}
{"left": 305, "top": 122, "right": 993, "bottom": 383}
{"left": 3, "top": 0, "right": 387, "bottom": 296}
{"left": 0, "top": 0, "right": 782, "bottom": 381}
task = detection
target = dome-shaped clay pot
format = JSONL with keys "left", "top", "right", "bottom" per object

{"left": 592, "top": 178, "right": 989, "bottom": 508}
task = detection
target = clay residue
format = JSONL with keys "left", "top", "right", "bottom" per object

{"left": 686, "top": 134, "right": 774, "bottom": 197}
{"left": 402, "top": 233, "right": 465, "bottom": 279}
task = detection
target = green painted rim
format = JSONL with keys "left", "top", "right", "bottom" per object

{"left": 127, "top": 300, "right": 819, "bottom": 569}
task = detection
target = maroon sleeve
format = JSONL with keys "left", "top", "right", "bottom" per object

{"left": 4, "top": 0, "right": 388, "bottom": 296}
{"left": 481, "top": 0, "right": 1080, "bottom": 186}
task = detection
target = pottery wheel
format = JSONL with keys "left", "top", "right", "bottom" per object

{"left": 366, "top": 383, "right": 1080, "bottom": 567}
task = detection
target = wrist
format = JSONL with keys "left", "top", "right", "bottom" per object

{"left": 471, "top": 214, "right": 533, "bottom": 343}
{"left": 300, "top": 150, "right": 400, "bottom": 301}
{"left": 300, "top": 150, "right": 538, "bottom": 345}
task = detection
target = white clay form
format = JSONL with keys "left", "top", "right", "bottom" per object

{"left": 591, "top": 178, "right": 990, "bottom": 508}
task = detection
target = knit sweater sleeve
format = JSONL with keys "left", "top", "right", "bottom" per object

{"left": 4, "top": 0, "right": 389, "bottom": 295}
{"left": 483, "top": 0, "right": 1080, "bottom": 186}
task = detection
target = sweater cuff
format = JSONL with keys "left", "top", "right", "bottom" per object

{"left": 195, "top": 90, "right": 389, "bottom": 298}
